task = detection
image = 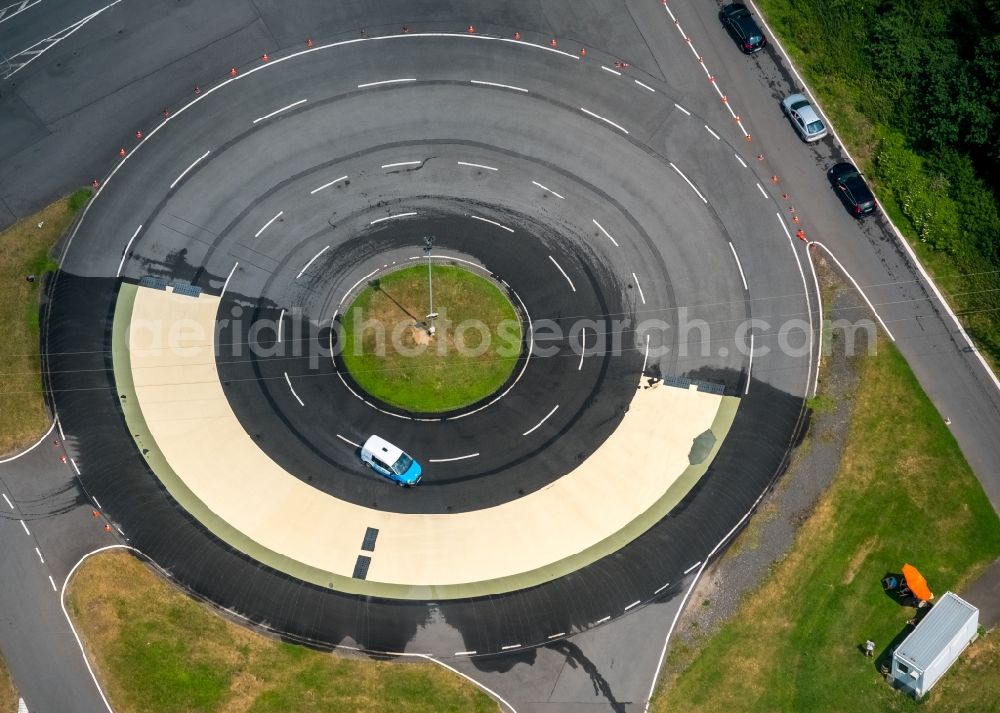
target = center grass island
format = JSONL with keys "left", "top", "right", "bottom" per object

{"left": 337, "top": 264, "right": 525, "bottom": 413}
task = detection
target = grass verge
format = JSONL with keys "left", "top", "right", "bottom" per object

{"left": 653, "top": 339, "right": 1000, "bottom": 712}
{"left": 67, "top": 551, "right": 498, "bottom": 713}
{"left": 0, "top": 189, "right": 91, "bottom": 454}
{"left": 339, "top": 264, "right": 522, "bottom": 412}
{"left": 0, "top": 654, "right": 16, "bottom": 712}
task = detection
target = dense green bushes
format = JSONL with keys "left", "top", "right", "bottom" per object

{"left": 756, "top": 0, "right": 1000, "bottom": 365}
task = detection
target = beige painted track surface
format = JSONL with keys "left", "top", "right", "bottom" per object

{"left": 126, "top": 285, "right": 731, "bottom": 588}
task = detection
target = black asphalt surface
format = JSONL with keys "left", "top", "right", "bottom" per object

{"left": 4, "top": 1, "right": 996, "bottom": 712}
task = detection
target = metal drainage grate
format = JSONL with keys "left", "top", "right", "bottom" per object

{"left": 138, "top": 275, "right": 168, "bottom": 291}
{"left": 353, "top": 555, "right": 371, "bottom": 580}
{"left": 361, "top": 527, "right": 379, "bottom": 552}
{"left": 171, "top": 281, "right": 202, "bottom": 298}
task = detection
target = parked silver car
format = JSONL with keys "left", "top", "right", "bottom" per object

{"left": 780, "top": 93, "right": 827, "bottom": 142}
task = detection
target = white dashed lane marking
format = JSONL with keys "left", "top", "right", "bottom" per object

{"left": 310, "top": 175, "right": 348, "bottom": 194}
{"left": 169, "top": 150, "right": 210, "bottom": 189}
{"left": 470, "top": 215, "right": 513, "bottom": 233}
{"left": 669, "top": 162, "right": 708, "bottom": 204}
{"left": 296, "top": 246, "right": 330, "bottom": 279}
{"left": 470, "top": 79, "right": 528, "bottom": 92}
{"left": 579, "top": 107, "right": 629, "bottom": 134}
{"left": 729, "top": 242, "right": 749, "bottom": 291}
{"left": 283, "top": 372, "right": 304, "bottom": 406}
{"left": 336, "top": 434, "right": 361, "bottom": 448}
{"left": 522, "top": 405, "right": 559, "bottom": 436}
{"left": 548, "top": 256, "right": 576, "bottom": 292}
{"left": 457, "top": 161, "right": 498, "bottom": 171}
{"left": 428, "top": 453, "right": 480, "bottom": 463}
{"left": 370, "top": 212, "right": 418, "bottom": 225}
{"left": 252, "top": 98, "right": 307, "bottom": 124}
{"left": 254, "top": 210, "right": 283, "bottom": 238}
{"left": 357, "top": 78, "right": 415, "bottom": 89}
{"left": 632, "top": 272, "right": 646, "bottom": 305}
{"left": 592, "top": 219, "right": 619, "bottom": 247}
{"left": 531, "top": 180, "right": 565, "bottom": 200}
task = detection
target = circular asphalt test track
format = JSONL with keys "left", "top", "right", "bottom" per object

{"left": 45, "top": 33, "right": 813, "bottom": 657}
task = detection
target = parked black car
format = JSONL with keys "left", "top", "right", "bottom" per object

{"left": 828, "top": 162, "right": 877, "bottom": 217}
{"left": 718, "top": 4, "right": 767, "bottom": 54}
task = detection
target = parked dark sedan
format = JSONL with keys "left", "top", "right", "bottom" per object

{"left": 719, "top": 4, "right": 767, "bottom": 54}
{"left": 828, "top": 162, "right": 877, "bottom": 217}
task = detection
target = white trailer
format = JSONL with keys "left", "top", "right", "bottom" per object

{"left": 891, "top": 591, "right": 979, "bottom": 699}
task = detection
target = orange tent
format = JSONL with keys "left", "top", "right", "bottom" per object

{"left": 902, "top": 563, "right": 934, "bottom": 601}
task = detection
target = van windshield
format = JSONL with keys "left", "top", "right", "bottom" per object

{"left": 392, "top": 454, "right": 413, "bottom": 475}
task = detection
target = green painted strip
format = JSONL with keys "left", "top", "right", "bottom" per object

{"left": 113, "top": 286, "right": 741, "bottom": 599}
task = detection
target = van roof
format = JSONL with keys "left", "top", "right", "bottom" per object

{"left": 362, "top": 434, "right": 403, "bottom": 463}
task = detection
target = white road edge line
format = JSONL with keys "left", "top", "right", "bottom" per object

{"left": 601, "top": 65, "right": 621, "bottom": 76}
{"left": 277, "top": 308, "right": 285, "bottom": 343}
{"left": 669, "top": 162, "right": 708, "bottom": 204}
{"left": 641, "top": 333, "right": 651, "bottom": 373}
{"left": 756, "top": 182, "right": 768, "bottom": 199}
{"left": 381, "top": 160, "right": 422, "bottom": 169}
{"left": 729, "top": 242, "right": 749, "bottom": 291}
{"left": 310, "top": 175, "right": 349, "bottom": 194}
{"left": 810, "top": 241, "right": 895, "bottom": 342}
{"left": 579, "top": 107, "right": 629, "bottom": 134}
{"left": 532, "top": 180, "right": 565, "bottom": 200}
{"left": 501, "top": 644, "right": 521, "bottom": 651}
{"left": 596, "top": 615, "right": 611, "bottom": 624}
{"left": 297, "top": 245, "right": 330, "bottom": 279}
{"left": 428, "top": 453, "right": 480, "bottom": 463}
{"left": 168, "top": 149, "right": 210, "bottom": 190}
{"left": 357, "top": 78, "right": 415, "bottom": 89}
{"left": 683, "top": 561, "right": 702, "bottom": 575}
{"left": 0, "top": 419, "right": 56, "bottom": 465}
{"left": 592, "top": 219, "right": 620, "bottom": 247}
{"left": 578, "top": 328, "right": 587, "bottom": 371}
{"left": 776, "top": 212, "right": 816, "bottom": 396}
{"left": 252, "top": 98, "right": 307, "bottom": 124}
{"left": 806, "top": 246, "right": 824, "bottom": 397}
{"left": 414, "top": 654, "right": 518, "bottom": 713}
{"left": 548, "top": 255, "right": 575, "bottom": 292}
{"left": 746, "top": 333, "right": 754, "bottom": 396}
{"left": 470, "top": 215, "right": 514, "bottom": 233}
{"left": 370, "top": 212, "right": 417, "bottom": 225}
{"left": 457, "top": 161, "right": 498, "bottom": 171}
{"left": 220, "top": 262, "right": 238, "bottom": 298}
{"left": 92, "top": 496, "right": 101, "bottom": 509}
{"left": 283, "top": 372, "right": 304, "bottom": 406}
{"left": 470, "top": 79, "right": 528, "bottom": 92}
{"left": 635, "top": 79, "right": 655, "bottom": 92}
{"left": 116, "top": 224, "right": 142, "bottom": 277}
{"left": 673, "top": 103, "right": 691, "bottom": 116}
{"left": 522, "top": 405, "right": 559, "bottom": 436}
{"left": 336, "top": 434, "right": 361, "bottom": 448}
{"left": 57, "top": 416, "right": 65, "bottom": 441}
{"left": 454, "top": 650, "right": 477, "bottom": 656}
{"left": 254, "top": 210, "right": 284, "bottom": 238}
{"left": 632, "top": 272, "right": 646, "bottom": 305}
{"left": 704, "top": 125, "right": 721, "bottom": 140}
{"left": 70, "top": 457, "right": 80, "bottom": 475}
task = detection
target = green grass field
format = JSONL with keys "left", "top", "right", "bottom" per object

{"left": 654, "top": 339, "right": 1000, "bottom": 712}
{"left": 67, "top": 551, "right": 498, "bottom": 713}
{"left": 0, "top": 189, "right": 90, "bottom": 455}
{"left": 339, "top": 264, "right": 522, "bottom": 412}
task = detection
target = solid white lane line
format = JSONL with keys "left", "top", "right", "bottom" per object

{"left": 532, "top": 180, "right": 565, "bottom": 200}
{"left": 454, "top": 650, "right": 477, "bottom": 656}
{"left": 522, "top": 405, "right": 559, "bottom": 436}
{"left": 220, "top": 261, "right": 238, "bottom": 297}
{"left": 357, "top": 78, "right": 416, "bottom": 88}
{"left": 48, "top": 575, "right": 57, "bottom": 592}
{"left": 806, "top": 248, "right": 823, "bottom": 397}
{"left": 370, "top": 212, "right": 417, "bottom": 225}
{"left": 673, "top": 103, "right": 691, "bottom": 116}
{"left": 548, "top": 256, "right": 576, "bottom": 292}
{"left": 115, "top": 224, "right": 142, "bottom": 277}
{"left": 578, "top": 328, "right": 587, "bottom": 371}
{"left": 0, "top": 419, "right": 56, "bottom": 465}
{"left": 501, "top": 644, "right": 521, "bottom": 651}
{"left": 601, "top": 65, "right": 622, "bottom": 76}
{"left": 35, "top": 547, "right": 44, "bottom": 563}
{"left": 337, "top": 268, "right": 381, "bottom": 308}
{"left": 654, "top": 581, "right": 671, "bottom": 595}
{"left": 252, "top": 98, "right": 307, "bottom": 124}
{"left": 669, "top": 162, "right": 708, "bottom": 204}
{"left": 624, "top": 600, "right": 641, "bottom": 611}
{"left": 635, "top": 79, "right": 655, "bottom": 92}
{"left": 457, "top": 161, "right": 498, "bottom": 171}
{"left": 428, "top": 453, "right": 480, "bottom": 463}
{"left": 632, "top": 272, "right": 646, "bottom": 305}
{"left": 169, "top": 150, "right": 210, "bottom": 189}
{"left": 470, "top": 79, "right": 528, "bottom": 92}
{"left": 70, "top": 457, "right": 80, "bottom": 475}
{"left": 310, "top": 175, "right": 349, "bottom": 194}
{"left": 336, "top": 434, "right": 361, "bottom": 448}
{"left": 277, "top": 309, "right": 285, "bottom": 343}
{"left": 734, "top": 153, "right": 748, "bottom": 168}
{"left": 579, "top": 107, "right": 629, "bottom": 134}
{"left": 255, "top": 210, "right": 284, "bottom": 238}
{"left": 20, "top": 520, "right": 30, "bottom": 536}
{"left": 683, "top": 561, "right": 702, "bottom": 575}
{"left": 296, "top": 245, "right": 330, "bottom": 279}
{"left": 547, "top": 632, "right": 566, "bottom": 639}
{"left": 596, "top": 615, "right": 611, "bottom": 624}
{"left": 641, "top": 333, "right": 650, "bottom": 373}
{"left": 57, "top": 417, "right": 65, "bottom": 441}
{"left": 729, "top": 242, "right": 749, "bottom": 291}
{"left": 592, "top": 219, "right": 619, "bottom": 247}
{"left": 746, "top": 333, "right": 754, "bottom": 395}
{"left": 470, "top": 215, "right": 513, "bottom": 232}
{"left": 704, "top": 125, "right": 721, "bottom": 140}
{"left": 756, "top": 182, "right": 768, "bottom": 198}
{"left": 2, "top": 493, "right": 12, "bottom": 509}
{"left": 381, "top": 160, "right": 422, "bottom": 169}
{"left": 776, "top": 212, "right": 815, "bottom": 395}
{"left": 810, "top": 240, "right": 896, "bottom": 342}
{"left": 0, "top": 0, "right": 43, "bottom": 25}
{"left": 283, "top": 372, "right": 304, "bottom": 406}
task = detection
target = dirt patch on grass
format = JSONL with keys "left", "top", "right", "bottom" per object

{"left": 67, "top": 551, "right": 498, "bottom": 713}
{"left": 0, "top": 190, "right": 90, "bottom": 455}
{"left": 0, "top": 654, "right": 16, "bottom": 713}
